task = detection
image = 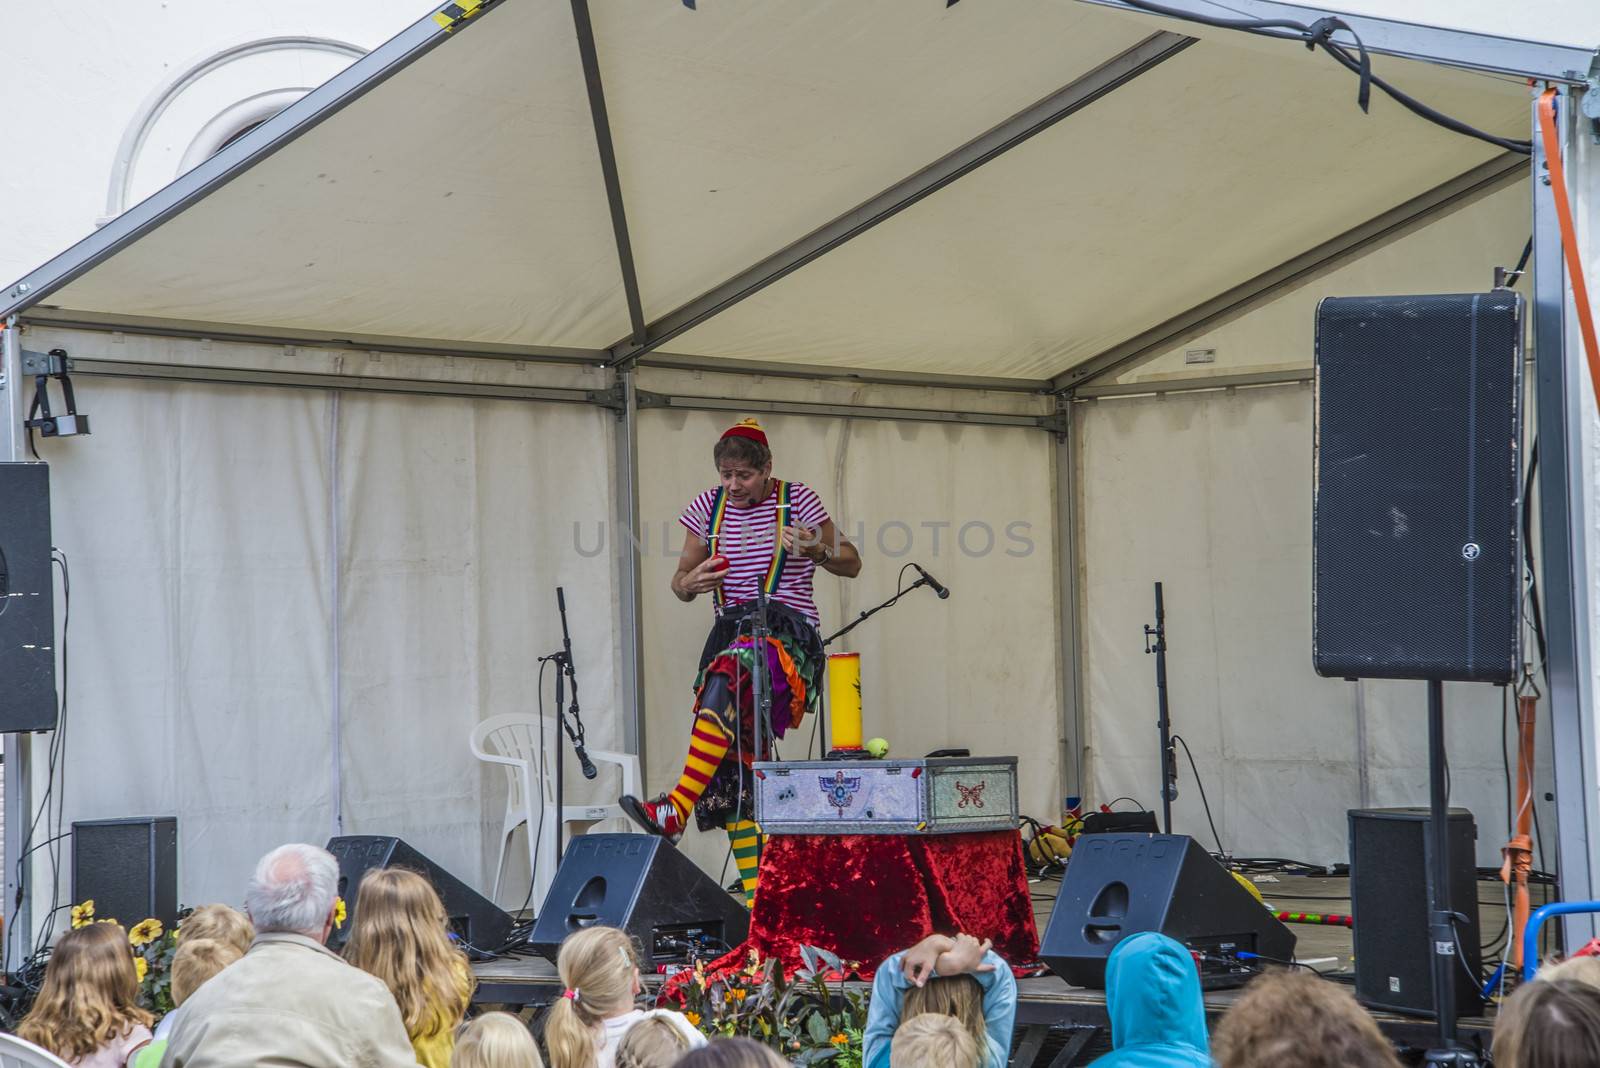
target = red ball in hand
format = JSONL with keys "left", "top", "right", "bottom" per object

{"left": 708, "top": 554, "right": 730, "bottom": 572}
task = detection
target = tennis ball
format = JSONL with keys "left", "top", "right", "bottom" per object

{"left": 865, "top": 737, "right": 890, "bottom": 758}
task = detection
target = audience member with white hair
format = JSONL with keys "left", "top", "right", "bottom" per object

{"left": 163, "top": 843, "right": 421, "bottom": 1068}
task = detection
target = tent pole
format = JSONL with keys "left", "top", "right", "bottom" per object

{"left": 608, "top": 31, "right": 1195, "bottom": 367}
{"left": 1, "top": 317, "right": 34, "bottom": 976}
{"left": 569, "top": 0, "right": 647, "bottom": 344}
{"left": 1531, "top": 84, "right": 1599, "bottom": 949}
{"left": 1054, "top": 154, "right": 1525, "bottom": 392}
{"left": 1053, "top": 402, "right": 1086, "bottom": 809}
{"left": 613, "top": 368, "right": 645, "bottom": 759}
{"left": 1075, "top": 0, "right": 1594, "bottom": 83}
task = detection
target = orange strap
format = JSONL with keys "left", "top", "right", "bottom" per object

{"left": 1537, "top": 88, "right": 1600, "bottom": 416}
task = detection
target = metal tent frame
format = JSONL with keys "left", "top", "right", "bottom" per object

{"left": 1, "top": 0, "right": 1596, "bottom": 967}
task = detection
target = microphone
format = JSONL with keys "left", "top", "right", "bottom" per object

{"left": 577, "top": 747, "right": 598, "bottom": 780}
{"left": 912, "top": 563, "right": 950, "bottom": 599}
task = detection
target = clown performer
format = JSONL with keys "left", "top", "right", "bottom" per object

{"left": 622, "top": 418, "right": 861, "bottom": 903}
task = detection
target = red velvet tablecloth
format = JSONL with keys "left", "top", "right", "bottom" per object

{"left": 732, "top": 829, "right": 1039, "bottom": 978}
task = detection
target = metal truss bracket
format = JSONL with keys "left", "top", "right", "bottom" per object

{"left": 586, "top": 382, "right": 628, "bottom": 411}
{"left": 21, "top": 348, "right": 73, "bottom": 377}
{"left": 1582, "top": 72, "right": 1600, "bottom": 144}
{"left": 633, "top": 389, "right": 671, "bottom": 410}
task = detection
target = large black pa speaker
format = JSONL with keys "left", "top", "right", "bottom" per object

{"left": 0, "top": 463, "right": 57, "bottom": 732}
{"left": 1313, "top": 292, "right": 1523, "bottom": 683}
{"left": 326, "top": 835, "right": 513, "bottom": 953}
{"left": 1041, "top": 834, "right": 1294, "bottom": 989}
{"left": 72, "top": 817, "right": 178, "bottom": 929}
{"left": 530, "top": 834, "right": 749, "bottom": 969}
{"left": 1350, "top": 808, "right": 1482, "bottom": 1018}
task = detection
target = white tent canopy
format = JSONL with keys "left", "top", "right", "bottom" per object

{"left": 2, "top": 0, "right": 1597, "bottom": 953}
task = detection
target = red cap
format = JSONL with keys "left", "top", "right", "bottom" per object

{"left": 720, "top": 418, "right": 768, "bottom": 448}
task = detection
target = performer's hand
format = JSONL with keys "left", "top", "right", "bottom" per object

{"left": 937, "top": 933, "right": 995, "bottom": 976}
{"left": 782, "top": 524, "right": 826, "bottom": 561}
{"left": 684, "top": 556, "right": 730, "bottom": 595}
{"left": 902, "top": 934, "right": 955, "bottom": 987}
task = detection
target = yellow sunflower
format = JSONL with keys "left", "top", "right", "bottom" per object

{"left": 128, "top": 918, "right": 163, "bottom": 946}
{"left": 70, "top": 900, "right": 95, "bottom": 929}
{"left": 133, "top": 956, "right": 148, "bottom": 982}
{"left": 684, "top": 1011, "right": 701, "bottom": 1028}
{"left": 333, "top": 897, "right": 347, "bottom": 928}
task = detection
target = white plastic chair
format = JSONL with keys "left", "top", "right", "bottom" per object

{"left": 470, "top": 713, "right": 640, "bottom": 913}
{"left": 0, "top": 1034, "right": 71, "bottom": 1068}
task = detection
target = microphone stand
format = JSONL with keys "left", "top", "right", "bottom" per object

{"left": 539, "top": 587, "right": 597, "bottom": 891}
{"left": 1143, "top": 581, "right": 1177, "bottom": 834}
{"left": 822, "top": 574, "right": 943, "bottom": 648}
{"left": 750, "top": 586, "right": 773, "bottom": 833}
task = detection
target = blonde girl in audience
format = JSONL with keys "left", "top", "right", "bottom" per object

{"left": 616, "top": 1014, "right": 695, "bottom": 1068}
{"left": 544, "top": 926, "right": 705, "bottom": 1068}
{"left": 455, "top": 1011, "right": 546, "bottom": 1068}
{"left": 893, "top": 1014, "right": 981, "bottom": 1068}
{"left": 342, "top": 867, "right": 475, "bottom": 1068}
{"left": 18, "top": 923, "right": 154, "bottom": 1067}
{"left": 175, "top": 903, "right": 254, "bottom": 955}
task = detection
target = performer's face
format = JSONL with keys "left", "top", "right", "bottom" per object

{"left": 719, "top": 459, "right": 772, "bottom": 507}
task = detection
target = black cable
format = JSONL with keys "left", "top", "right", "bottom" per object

{"left": 811, "top": 563, "right": 914, "bottom": 759}
{"left": 9, "top": 552, "right": 71, "bottom": 964}
{"left": 1523, "top": 441, "right": 1548, "bottom": 679}
{"left": 1237, "top": 952, "right": 1322, "bottom": 974}
{"left": 506, "top": 658, "right": 554, "bottom": 930}
{"left": 1101, "top": 796, "right": 1150, "bottom": 812}
{"left": 1230, "top": 858, "right": 1341, "bottom": 876}
{"left": 1107, "top": 0, "right": 1531, "bottom": 154}
{"left": 1502, "top": 686, "right": 1513, "bottom": 843}
{"left": 1504, "top": 237, "right": 1534, "bottom": 289}
{"left": 1170, "top": 734, "right": 1224, "bottom": 854}
{"left": 43, "top": 552, "right": 70, "bottom": 953}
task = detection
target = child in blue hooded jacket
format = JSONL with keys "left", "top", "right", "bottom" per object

{"left": 1090, "top": 932, "right": 1214, "bottom": 1067}
{"left": 863, "top": 932, "right": 1017, "bottom": 1068}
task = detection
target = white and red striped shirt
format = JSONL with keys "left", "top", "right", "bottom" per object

{"left": 679, "top": 480, "right": 831, "bottom": 623}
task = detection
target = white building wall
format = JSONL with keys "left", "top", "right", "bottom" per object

{"left": 1, "top": 1, "right": 430, "bottom": 289}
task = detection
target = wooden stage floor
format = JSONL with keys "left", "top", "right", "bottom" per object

{"left": 473, "top": 870, "right": 1548, "bottom": 1065}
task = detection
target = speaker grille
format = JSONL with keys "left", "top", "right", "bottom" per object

{"left": 72, "top": 818, "right": 178, "bottom": 929}
{"left": 1314, "top": 293, "right": 1522, "bottom": 683}
{"left": 0, "top": 463, "right": 57, "bottom": 731}
{"left": 1349, "top": 808, "right": 1481, "bottom": 1017}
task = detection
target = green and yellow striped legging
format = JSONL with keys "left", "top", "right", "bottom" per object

{"left": 727, "top": 818, "right": 764, "bottom": 905}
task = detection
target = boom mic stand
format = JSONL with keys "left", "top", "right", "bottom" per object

{"left": 1143, "top": 581, "right": 1178, "bottom": 834}
{"left": 822, "top": 563, "right": 949, "bottom": 648}
{"left": 539, "top": 586, "right": 598, "bottom": 889}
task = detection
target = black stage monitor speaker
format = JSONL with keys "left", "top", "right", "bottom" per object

{"left": 326, "top": 835, "right": 513, "bottom": 953}
{"left": 0, "top": 462, "right": 57, "bottom": 732}
{"left": 73, "top": 817, "right": 178, "bottom": 929}
{"left": 1350, "top": 807, "right": 1482, "bottom": 1018}
{"left": 1313, "top": 292, "right": 1523, "bottom": 684}
{"left": 530, "top": 834, "right": 750, "bottom": 969}
{"left": 1040, "top": 834, "right": 1295, "bottom": 989}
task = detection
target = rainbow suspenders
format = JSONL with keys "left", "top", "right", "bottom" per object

{"left": 706, "top": 480, "right": 791, "bottom": 611}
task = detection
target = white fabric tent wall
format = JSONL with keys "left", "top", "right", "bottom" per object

{"left": 22, "top": 323, "right": 622, "bottom": 912}
{"left": 1077, "top": 177, "right": 1558, "bottom": 866}
{"left": 632, "top": 380, "right": 1061, "bottom": 876}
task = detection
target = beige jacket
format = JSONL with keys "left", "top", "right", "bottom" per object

{"left": 161, "top": 931, "right": 420, "bottom": 1068}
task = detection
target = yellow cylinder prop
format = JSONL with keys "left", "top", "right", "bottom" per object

{"left": 828, "top": 652, "right": 863, "bottom": 752}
